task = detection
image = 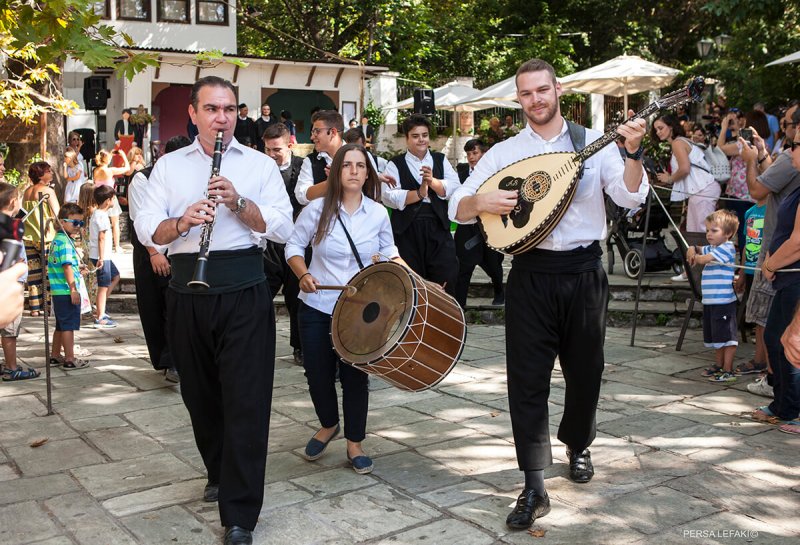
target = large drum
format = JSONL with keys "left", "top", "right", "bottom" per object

{"left": 331, "top": 261, "right": 467, "bottom": 392}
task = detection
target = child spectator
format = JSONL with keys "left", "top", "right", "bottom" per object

{"left": 48, "top": 202, "right": 89, "bottom": 369}
{"left": 735, "top": 197, "right": 768, "bottom": 375}
{"left": 63, "top": 150, "right": 85, "bottom": 203}
{"left": 687, "top": 209, "right": 741, "bottom": 382}
{"left": 0, "top": 182, "right": 40, "bottom": 381}
{"left": 89, "top": 185, "right": 119, "bottom": 328}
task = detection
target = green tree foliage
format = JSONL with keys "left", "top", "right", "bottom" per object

{"left": 0, "top": 0, "right": 160, "bottom": 122}
{"left": 238, "top": 0, "right": 800, "bottom": 107}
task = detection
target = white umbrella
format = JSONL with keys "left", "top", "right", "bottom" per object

{"left": 387, "top": 81, "right": 519, "bottom": 160}
{"left": 766, "top": 50, "right": 800, "bottom": 67}
{"left": 559, "top": 54, "right": 680, "bottom": 112}
{"left": 387, "top": 81, "right": 519, "bottom": 111}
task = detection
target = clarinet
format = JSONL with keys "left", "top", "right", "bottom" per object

{"left": 187, "top": 130, "right": 224, "bottom": 290}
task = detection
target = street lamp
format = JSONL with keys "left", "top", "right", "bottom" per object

{"left": 714, "top": 34, "right": 732, "bottom": 49}
{"left": 697, "top": 38, "right": 714, "bottom": 59}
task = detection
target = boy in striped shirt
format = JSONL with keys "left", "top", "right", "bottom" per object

{"left": 687, "top": 209, "right": 740, "bottom": 382}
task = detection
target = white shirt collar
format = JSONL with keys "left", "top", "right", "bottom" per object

{"left": 279, "top": 152, "right": 292, "bottom": 171}
{"left": 522, "top": 117, "right": 569, "bottom": 144}
{"left": 339, "top": 196, "right": 366, "bottom": 217}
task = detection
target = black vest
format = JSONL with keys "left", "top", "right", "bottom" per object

{"left": 306, "top": 151, "right": 329, "bottom": 184}
{"left": 281, "top": 155, "right": 305, "bottom": 219}
{"left": 389, "top": 152, "right": 449, "bottom": 234}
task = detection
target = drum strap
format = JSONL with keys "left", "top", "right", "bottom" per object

{"left": 336, "top": 215, "right": 365, "bottom": 270}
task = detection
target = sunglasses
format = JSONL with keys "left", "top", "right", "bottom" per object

{"left": 311, "top": 127, "right": 332, "bottom": 136}
{"left": 63, "top": 219, "right": 85, "bottom": 227}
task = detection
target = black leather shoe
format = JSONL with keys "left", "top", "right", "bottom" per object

{"left": 203, "top": 481, "right": 219, "bottom": 502}
{"left": 223, "top": 526, "right": 252, "bottom": 545}
{"left": 505, "top": 489, "right": 550, "bottom": 529}
{"left": 292, "top": 348, "right": 303, "bottom": 366}
{"left": 567, "top": 448, "right": 594, "bottom": 483}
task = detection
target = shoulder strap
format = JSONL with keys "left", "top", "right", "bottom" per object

{"left": 565, "top": 120, "right": 586, "bottom": 153}
{"left": 676, "top": 137, "right": 712, "bottom": 174}
{"left": 336, "top": 215, "right": 365, "bottom": 270}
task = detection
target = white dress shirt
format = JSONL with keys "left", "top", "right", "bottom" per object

{"left": 381, "top": 150, "right": 460, "bottom": 210}
{"left": 295, "top": 147, "right": 343, "bottom": 206}
{"left": 448, "top": 119, "right": 648, "bottom": 251}
{"left": 135, "top": 137, "right": 293, "bottom": 255}
{"left": 129, "top": 170, "right": 167, "bottom": 255}
{"left": 285, "top": 196, "right": 399, "bottom": 315}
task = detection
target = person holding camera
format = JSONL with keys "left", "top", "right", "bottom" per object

{"left": 716, "top": 109, "right": 757, "bottom": 250}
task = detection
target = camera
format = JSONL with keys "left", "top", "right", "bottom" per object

{"left": 0, "top": 212, "right": 24, "bottom": 272}
{"left": 740, "top": 127, "right": 754, "bottom": 144}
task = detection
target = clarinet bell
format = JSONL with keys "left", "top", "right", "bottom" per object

{"left": 188, "top": 258, "right": 210, "bottom": 290}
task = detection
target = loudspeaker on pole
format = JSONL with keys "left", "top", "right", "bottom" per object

{"left": 413, "top": 89, "right": 435, "bottom": 116}
{"left": 83, "top": 76, "right": 110, "bottom": 110}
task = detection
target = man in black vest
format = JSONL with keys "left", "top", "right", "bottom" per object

{"left": 454, "top": 138, "right": 504, "bottom": 308}
{"left": 294, "top": 110, "right": 345, "bottom": 205}
{"left": 449, "top": 58, "right": 648, "bottom": 531}
{"left": 255, "top": 103, "right": 279, "bottom": 153}
{"left": 128, "top": 134, "right": 193, "bottom": 382}
{"left": 262, "top": 122, "right": 305, "bottom": 365}
{"left": 114, "top": 109, "right": 135, "bottom": 141}
{"left": 234, "top": 103, "right": 257, "bottom": 148}
{"left": 382, "top": 114, "right": 460, "bottom": 295}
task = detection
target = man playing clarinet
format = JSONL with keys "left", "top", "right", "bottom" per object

{"left": 450, "top": 59, "right": 648, "bottom": 531}
{"left": 135, "top": 76, "right": 293, "bottom": 545}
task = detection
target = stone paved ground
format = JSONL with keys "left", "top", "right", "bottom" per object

{"left": 0, "top": 312, "right": 798, "bottom": 545}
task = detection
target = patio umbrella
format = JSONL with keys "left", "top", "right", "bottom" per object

{"left": 387, "top": 81, "right": 519, "bottom": 111}
{"left": 558, "top": 54, "right": 681, "bottom": 113}
{"left": 766, "top": 50, "right": 800, "bottom": 67}
{"left": 387, "top": 81, "right": 519, "bottom": 160}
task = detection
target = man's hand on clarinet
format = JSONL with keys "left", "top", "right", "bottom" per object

{"left": 617, "top": 109, "right": 647, "bottom": 153}
{"left": 208, "top": 175, "right": 241, "bottom": 211}
{"left": 179, "top": 199, "right": 216, "bottom": 232}
{"left": 479, "top": 190, "right": 518, "bottom": 215}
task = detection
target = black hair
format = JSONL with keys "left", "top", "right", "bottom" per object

{"left": 165, "top": 135, "right": 192, "bottom": 153}
{"left": 93, "top": 184, "right": 116, "bottom": 206}
{"left": 463, "top": 139, "right": 487, "bottom": 153}
{"left": 402, "top": 114, "right": 432, "bottom": 135}
{"left": 190, "top": 76, "right": 236, "bottom": 109}
{"left": 58, "top": 202, "right": 84, "bottom": 219}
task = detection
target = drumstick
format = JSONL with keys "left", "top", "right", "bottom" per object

{"left": 315, "top": 285, "right": 358, "bottom": 296}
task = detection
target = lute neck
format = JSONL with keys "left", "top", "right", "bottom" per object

{"left": 573, "top": 101, "right": 663, "bottom": 164}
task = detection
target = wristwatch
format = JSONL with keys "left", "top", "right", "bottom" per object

{"left": 234, "top": 195, "right": 247, "bottom": 215}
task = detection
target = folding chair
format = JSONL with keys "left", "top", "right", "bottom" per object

{"left": 670, "top": 231, "right": 707, "bottom": 351}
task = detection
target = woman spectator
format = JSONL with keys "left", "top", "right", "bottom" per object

{"left": 21, "top": 162, "right": 60, "bottom": 316}
{"left": 652, "top": 114, "right": 720, "bottom": 280}
{"left": 718, "top": 110, "right": 755, "bottom": 250}
{"left": 63, "top": 150, "right": 85, "bottom": 204}
{"left": 92, "top": 149, "right": 129, "bottom": 254}
{"left": 285, "top": 144, "right": 403, "bottom": 474}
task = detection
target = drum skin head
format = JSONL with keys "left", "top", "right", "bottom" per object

{"left": 331, "top": 262, "right": 416, "bottom": 364}
{"left": 476, "top": 151, "right": 581, "bottom": 253}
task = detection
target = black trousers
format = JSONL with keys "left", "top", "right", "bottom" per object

{"left": 506, "top": 266, "right": 608, "bottom": 469}
{"left": 454, "top": 223, "right": 504, "bottom": 308}
{"left": 264, "top": 241, "right": 304, "bottom": 350}
{"left": 132, "top": 240, "right": 172, "bottom": 370}
{"left": 395, "top": 217, "right": 458, "bottom": 296}
{"left": 298, "top": 302, "right": 368, "bottom": 441}
{"left": 167, "top": 282, "right": 275, "bottom": 531}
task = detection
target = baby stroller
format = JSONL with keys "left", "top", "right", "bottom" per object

{"left": 605, "top": 194, "right": 682, "bottom": 279}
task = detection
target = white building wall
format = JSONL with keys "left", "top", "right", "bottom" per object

{"left": 103, "top": 1, "right": 236, "bottom": 53}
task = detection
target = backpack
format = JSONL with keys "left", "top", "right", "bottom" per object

{"left": 702, "top": 145, "right": 731, "bottom": 183}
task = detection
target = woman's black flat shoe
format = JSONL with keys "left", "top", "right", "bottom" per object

{"left": 303, "top": 424, "right": 340, "bottom": 461}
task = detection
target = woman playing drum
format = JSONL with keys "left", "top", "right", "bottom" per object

{"left": 285, "top": 143, "right": 403, "bottom": 474}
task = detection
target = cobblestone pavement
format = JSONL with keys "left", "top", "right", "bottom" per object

{"left": 0, "top": 312, "right": 797, "bottom": 544}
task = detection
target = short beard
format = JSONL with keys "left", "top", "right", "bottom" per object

{"left": 524, "top": 100, "right": 559, "bottom": 127}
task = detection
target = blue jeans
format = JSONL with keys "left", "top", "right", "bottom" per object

{"left": 298, "top": 302, "right": 368, "bottom": 442}
{"left": 765, "top": 282, "right": 800, "bottom": 421}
